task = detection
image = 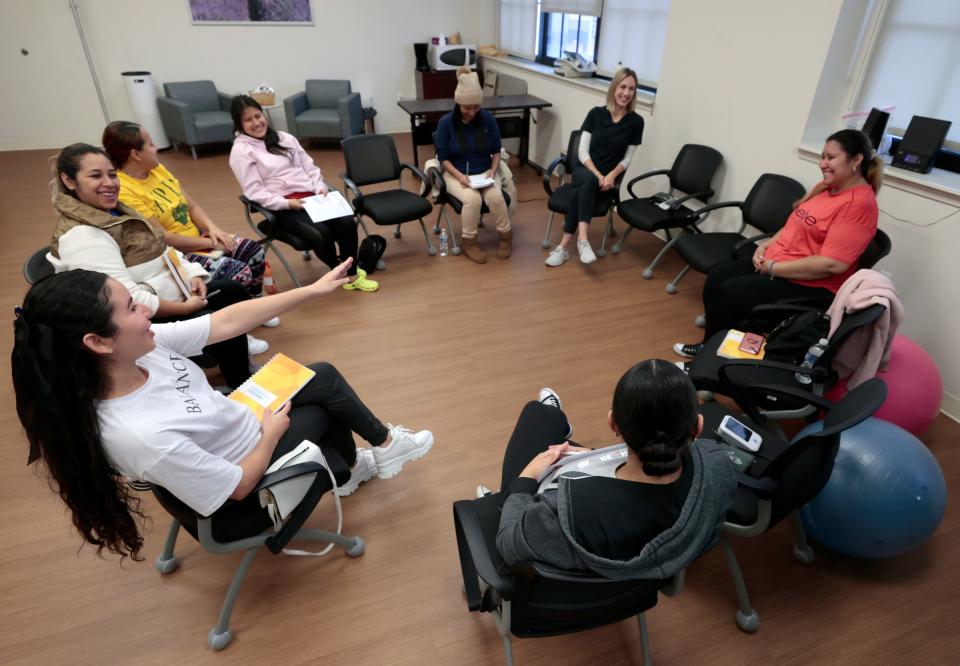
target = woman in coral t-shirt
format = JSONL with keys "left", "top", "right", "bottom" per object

{"left": 674, "top": 129, "right": 882, "bottom": 359}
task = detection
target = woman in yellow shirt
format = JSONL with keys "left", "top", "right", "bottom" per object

{"left": 102, "top": 121, "right": 271, "bottom": 304}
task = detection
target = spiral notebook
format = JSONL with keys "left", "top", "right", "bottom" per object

{"left": 228, "top": 353, "right": 315, "bottom": 421}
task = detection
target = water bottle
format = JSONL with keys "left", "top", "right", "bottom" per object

{"left": 439, "top": 228, "right": 449, "bottom": 257}
{"left": 795, "top": 338, "right": 828, "bottom": 385}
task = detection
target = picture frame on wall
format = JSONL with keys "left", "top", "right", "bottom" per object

{"left": 188, "top": 0, "right": 314, "bottom": 25}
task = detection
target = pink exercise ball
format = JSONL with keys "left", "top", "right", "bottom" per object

{"left": 826, "top": 335, "right": 942, "bottom": 436}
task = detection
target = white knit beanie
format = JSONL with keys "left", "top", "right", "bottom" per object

{"left": 454, "top": 65, "right": 483, "bottom": 106}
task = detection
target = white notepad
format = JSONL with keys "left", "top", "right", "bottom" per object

{"left": 301, "top": 190, "right": 355, "bottom": 223}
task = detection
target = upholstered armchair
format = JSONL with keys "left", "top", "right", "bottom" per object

{"left": 157, "top": 80, "right": 234, "bottom": 159}
{"left": 284, "top": 80, "right": 363, "bottom": 142}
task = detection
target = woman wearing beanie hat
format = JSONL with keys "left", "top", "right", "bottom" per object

{"left": 436, "top": 66, "right": 512, "bottom": 262}
{"left": 545, "top": 68, "right": 644, "bottom": 268}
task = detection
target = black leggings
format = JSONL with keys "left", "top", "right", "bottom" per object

{"left": 153, "top": 279, "right": 251, "bottom": 388}
{"left": 701, "top": 258, "right": 834, "bottom": 341}
{"left": 271, "top": 362, "right": 389, "bottom": 468}
{"left": 563, "top": 166, "right": 601, "bottom": 234}
{"left": 498, "top": 401, "right": 572, "bottom": 508}
{"left": 273, "top": 209, "right": 359, "bottom": 276}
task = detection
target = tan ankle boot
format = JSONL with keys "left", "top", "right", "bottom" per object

{"left": 497, "top": 229, "right": 513, "bottom": 259}
{"left": 460, "top": 235, "right": 487, "bottom": 263}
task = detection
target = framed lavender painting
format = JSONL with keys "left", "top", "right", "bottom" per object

{"left": 188, "top": 0, "right": 314, "bottom": 25}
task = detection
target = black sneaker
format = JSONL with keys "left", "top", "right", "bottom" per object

{"left": 673, "top": 342, "right": 703, "bottom": 358}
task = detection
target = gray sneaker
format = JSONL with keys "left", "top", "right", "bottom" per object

{"left": 577, "top": 239, "right": 597, "bottom": 264}
{"left": 545, "top": 245, "right": 570, "bottom": 267}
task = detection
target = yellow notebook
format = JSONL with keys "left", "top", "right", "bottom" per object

{"left": 162, "top": 246, "right": 193, "bottom": 298}
{"left": 717, "top": 329, "right": 767, "bottom": 360}
{"left": 229, "top": 353, "right": 316, "bottom": 421}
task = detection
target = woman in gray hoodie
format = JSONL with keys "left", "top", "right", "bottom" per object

{"left": 496, "top": 360, "right": 736, "bottom": 579}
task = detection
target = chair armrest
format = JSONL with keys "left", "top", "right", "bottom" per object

{"left": 427, "top": 165, "right": 446, "bottom": 198}
{"left": 717, "top": 358, "right": 827, "bottom": 422}
{"left": 542, "top": 154, "right": 567, "bottom": 196}
{"left": 735, "top": 473, "right": 777, "bottom": 498}
{"left": 240, "top": 195, "right": 277, "bottom": 223}
{"left": 157, "top": 96, "right": 196, "bottom": 144}
{"left": 400, "top": 162, "right": 432, "bottom": 198}
{"left": 254, "top": 461, "right": 327, "bottom": 491}
{"left": 671, "top": 189, "right": 714, "bottom": 208}
{"left": 264, "top": 465, "right": 333, "bottom": 554}
{"left": 689, "top": 199, "right": 744, "bottom": 218}
{"left": 283, "top": 92, "right": 308, "bottom": 136}
{"left": 340, "top": 174, "right": 364, "bottom": 210}
{"left": 626, "top": 168, "right": 670, "bottom": 199}
{"left": 339, "top": 92, "right": 364, "bottom": 138}
{"left": 749, "top": 383, "right": 834, "bottom": 412}
{"left": 218, "top": 92, "right": 234, "bottom": 112}
{"left": 744, "top": 303, "right": 821, "bottom": 331}
{"left": 733, "top": 232, "right": 772, "bottom": 254}
{"left": 453, "top": 500, "right": 515, "bottom": 610}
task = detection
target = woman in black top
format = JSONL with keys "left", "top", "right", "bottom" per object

{"left": 545, "top": 67, "right": 644, "bottom": 267}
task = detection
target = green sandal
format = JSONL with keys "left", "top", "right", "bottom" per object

{"left": 342, "top": 267, "right": 379, "bottom": 292}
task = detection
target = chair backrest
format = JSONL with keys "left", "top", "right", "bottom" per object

{"left": 163, "top": 80, "right": 219, "bottom": 112}
{"left": 341, "top": 134, "right": 401, "bottom": 186}
{"left": 741, "top": 173, "right": 807, "bottom": 235}
{"left": 669, "top": 144, "right": 723, "bottom": 202}
{"left": 821, "top": 303, "right": 886, "bottom": 369}
{"left": 306, "top": 80, "right": 352, "bottom": 109}
{"left": 509, "top": 562, "right": 665, "bottom": 636}
{"left": 563, "top": 130, "right": 584, "bottom": 172}
{"left": 858, "top": 227, "right": 892, "bottom": 269}
{"left": 761, "top": 377, "right": 886, "bottom": 525}
{"left": 23, "top": 247, "right": 54, "bottom": 284}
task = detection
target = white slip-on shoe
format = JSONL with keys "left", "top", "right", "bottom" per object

{"left": 262, "top": 316, "right": 280, "bottom": 328}
{"left": 577, "top": 239, "right": 597, "bottom": 264}
{"left": 246, "top": 334, "right": 270, "bottom": 355}
{"left": 335, "top": 449, "right": 377, "bottom": 497}
{"left": 544, "top": 246, "right": 570, "bottom": 267}
{"left": 476, "top": 485, "right": 492, "bottom": 498}
{"left": 372, "top": 424, "right": 434, "bottom": 479}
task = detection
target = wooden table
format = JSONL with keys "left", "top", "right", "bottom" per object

{"left": 397, "top": 94, "right": 552, "bottom": 168}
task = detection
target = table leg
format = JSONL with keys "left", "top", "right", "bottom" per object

{"left": 520, "top": 109, "right": 531, "bottom": 167}
{"left": 409, "top": 115, "right": 419, "bottom": 166}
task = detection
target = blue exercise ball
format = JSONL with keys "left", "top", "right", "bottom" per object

{"left": 797, "top": 417, "right": 947, "bottom": 559}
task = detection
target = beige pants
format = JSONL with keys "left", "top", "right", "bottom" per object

{"left": 442, "top": 173, "right": 511, "bottom": 238}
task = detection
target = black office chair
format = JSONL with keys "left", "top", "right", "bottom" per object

{"left": 688, "top": 303, "right": 886, "bottom": 421}
{"left": 340, "top": 134, "right": 434, "bottom": 269}
{"left": 541, "top": 130, "right": 621, "bottom": 257}
{"left": 427, "top": 165, "right": 512, "bottom": 257}
{"left": 669, "top": 174, "right": 807, "bottom": 294}
{"left": 239, "top": 195, "right": 328, "bottom": 288}
{"left": 699, "top": 377, "right": 886, "bottom": 632}
{"left": 22, "top": 247, "right": 55, "bottom": 284}
{"left": 453, "top": 493, "right": 683, "bottom": 666}
{"left": 151, "top": 447, "right": 364, "bottom": 650}
{"left": 614, "top": 144, "right": 723, "bottom": 276}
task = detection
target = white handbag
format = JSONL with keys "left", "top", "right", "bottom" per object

{"left": 258, "top": 440, "right": 343, "bottom": 556}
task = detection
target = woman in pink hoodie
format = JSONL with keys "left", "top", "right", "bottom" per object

{"left": 229, "top": 95, "right": 378, "bottom": 292}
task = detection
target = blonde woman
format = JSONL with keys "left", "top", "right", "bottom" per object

{"left": 546, "top": 67, "right": 644, "bottom": 267}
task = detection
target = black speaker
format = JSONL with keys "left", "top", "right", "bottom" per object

{"left": 892, "top": 115, "right": 952, "bottom": 174}
{"left": 861, "top": 107, "right": 889, "bottom": 154}
{"left": 414, "top": 43, "right": 429, "bottom": 71}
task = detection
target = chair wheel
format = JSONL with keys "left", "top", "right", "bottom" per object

{"left": 452, "top": 247, "right": 462, "bottom": 256}
{"left": 302, "top": 251, "right": 311, "bottom": 260}
{"left": 596, "top": 248, "right": 606, "bottom": 258}
{"left": 735, "top": 609, "right": 760, "bottom": 633}
{"left": 665, "top": 283, "right": 678, "bottom": 295}
{"left": 541, "top": 239, "right": 552, "bottom": 249}
{"left": 433, "top": 225, "right": 441, "bottom": 235}
{"left": 695, "top": 314, "right": 706, "bottom": 328}
{"left": 642, "top": 268, "right": 653, "bottom": 279}
{"left": 155, "top": 554, "right": 180, "bottom": 575}
{"left": 346, "top": 536, "right": 366, "bottom": 557}
{"left": 427, "top": 247, "right": 437, "bottom": 256}
{"left": 793, "top": 545, "right": 815, "bottom": 564}
{"left": 611, "top": 244, "right": 622, "bottom": 255}
{"left": 478, "top": 220, "right": 485, "bottom": 228}
{"left": 376, "top": 259, "right": 386, "bottom": 271}
{"left": 208, "top": 628, "right": 233, "bottom": 651}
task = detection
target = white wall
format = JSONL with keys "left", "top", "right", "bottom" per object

{"left": 0, "top": 0, "right": 495, "bottom": 150}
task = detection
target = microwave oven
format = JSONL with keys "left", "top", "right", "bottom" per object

{"left": 428, "top": 44, "right": 477, "bottom": 71}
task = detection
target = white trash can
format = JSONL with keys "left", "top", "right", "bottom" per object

{"left": 121, "top": 71, "right": 170, "bottom": 149}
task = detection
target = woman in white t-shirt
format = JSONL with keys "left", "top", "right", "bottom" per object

{"left": 12, "top": 260, "right": 432, "bottom": 560}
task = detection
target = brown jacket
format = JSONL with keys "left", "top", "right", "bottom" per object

{"left": 50, "top": 192, "right": 166, "bottom": 265}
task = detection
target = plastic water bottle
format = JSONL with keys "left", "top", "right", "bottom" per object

{"left": 439, "top": 228, "right": 449, "bottom": 257}
{"left": 795, "top": 338, "right": 828, "bottom": 385}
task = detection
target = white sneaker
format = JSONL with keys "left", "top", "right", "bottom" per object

{"left": 246, "top": 334, "right": 270, "bottom": 355}
{"left": 538, "top": 387, "right": 563, "bottom": 411}
{"left": 578, "top": 239, "right": 597, "bottom": 264}
{"left": 545, "top": 246, "right": 570, "bottom": 267}
{"left": 262, "top": 316, "right": 280, "bottom": 328}
{"left": 476, "top": 484, "right": 492, "bottom": 498}
{"left": 336, "top": 449, "right": 377, "bottom": 496}
{"left": 372, "top": 424, "right": 434, "bottom": 479}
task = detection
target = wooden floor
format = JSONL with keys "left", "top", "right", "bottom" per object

{"left": 0, "top": 138, "right": 957, "bottom": 665}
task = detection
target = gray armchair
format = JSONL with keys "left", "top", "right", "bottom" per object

{"left": 284, "top": 80, "right": 363, "bottom": 142}
{"left": 157, "top": 80, "right": 234, "bottom": 159}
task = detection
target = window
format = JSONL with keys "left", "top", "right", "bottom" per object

{"left": 854, "top": 0, "right": 960, "bottom": 147}
{"left": 498, "top": 0, "right": 670, "bottom": 90}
